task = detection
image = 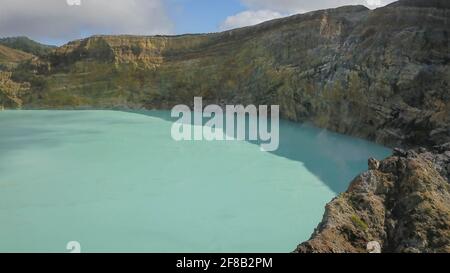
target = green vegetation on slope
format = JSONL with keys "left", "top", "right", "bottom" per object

{"left": 0, "top": 44, "right": 33, "bottom": 68}
{"left": 0, "top": 36, "right": 55, "bottom": 57}
{"left": 5, "top": 0, "right": 450, "bottom": 149}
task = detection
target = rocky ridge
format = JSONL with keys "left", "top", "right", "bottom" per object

{"left": 1, "top": 0, "right": 447, "bottom": 149}
{"left": 296, "top": 143, "right": 450, "bottom": 253}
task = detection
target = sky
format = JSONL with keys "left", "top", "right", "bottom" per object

{"left": 0, "top": 0, "right": 397, "bottom": 46}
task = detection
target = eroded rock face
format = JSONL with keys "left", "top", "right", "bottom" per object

{"left": 0, "top": 71, "right": 30, "bottom": 108}
{"left": 295, "top": 144, "right": 450, "bottom": 253}
{"left": 2, "top": 0, "right": 449, "bottom": 252}
{"left": 9, "top": 0, "right": 449, "bottom": 149}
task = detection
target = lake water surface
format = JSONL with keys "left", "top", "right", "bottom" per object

{"left": 0, "top": 110, "right": 390, "bottom": 252}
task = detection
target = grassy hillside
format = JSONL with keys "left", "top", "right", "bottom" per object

{"left": 0, "top": 44, "right": 34, "bottom": 68}
{"left": 0, "top": 37, "right": 55, "bottom": 57}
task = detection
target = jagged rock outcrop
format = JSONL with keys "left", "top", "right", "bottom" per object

{"left": 295, "top": 144, "right": 450, "bottom": 253}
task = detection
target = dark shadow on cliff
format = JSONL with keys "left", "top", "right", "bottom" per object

{"left": 124, "top": 110, "right": 392, "bottom": 194}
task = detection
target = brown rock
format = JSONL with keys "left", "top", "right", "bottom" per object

{"left": 295, "top": 144, "right": 450, "bottom": 253}
{"left": 368, "top": 158, "right": 380, "bottom": 170}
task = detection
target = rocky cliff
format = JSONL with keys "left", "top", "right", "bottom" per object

{"left": 0, "top": 0, "right": 449, "bottom": 253}
{"left": 0, "top": 71, "right": 29, "bottom": 108}
{"left": 3, "top": 0, "right": 448, "bottom": 149}
{"left": 296, "top": 144, "right": 450, "bottom": 253}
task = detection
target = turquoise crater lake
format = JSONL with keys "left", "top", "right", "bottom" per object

{"left": 0, "top": 110, "right": 390, "bottom": 253}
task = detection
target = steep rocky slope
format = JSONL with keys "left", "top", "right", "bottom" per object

{"left": 0, "top": 45, "right": 33, "bottom": 108}
{"left": 294, "top": 0, "right": 450, "bottom": 253}
{"left": 7, "top": 0, "right": 449, "bottom": 149}
{"left": 0, "top": 71, "right": 29, "bottom": 108}
{"left": 296, "top": 144, "right": 450, "bottom": 253}
{"left": 1, "top": 0, "right": 449, "bottom": 253}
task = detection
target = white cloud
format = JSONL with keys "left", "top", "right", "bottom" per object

{"left": 220, "top": 10, "right": 285, "bottom": 30}
{"left": 220, "top": 0, "right": 397, "bottom": 31}
{"left": 0, "top": 0, "right": 400, "bottom": 43}
{"left": 0, "top": 0, "right": 173, "bottom": 44}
